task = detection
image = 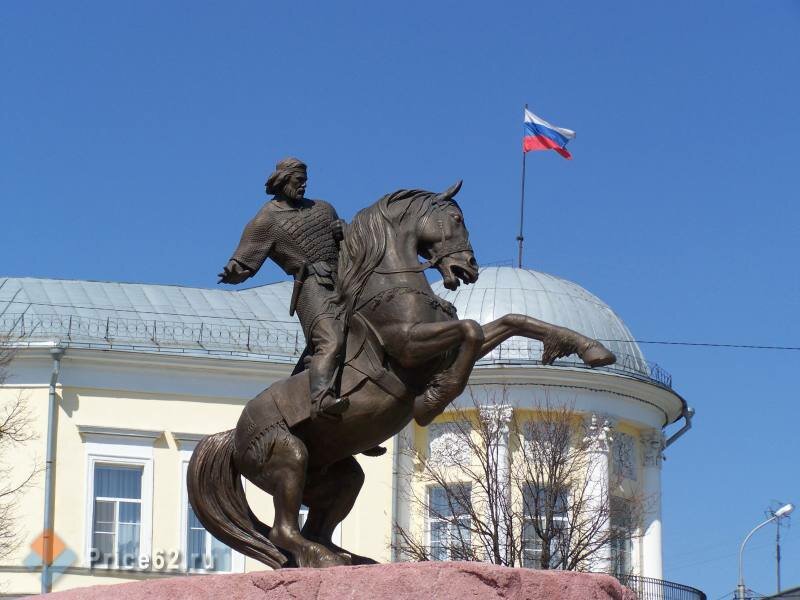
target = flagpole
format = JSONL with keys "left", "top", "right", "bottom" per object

{"left": 516, "top": 103, "right": 528, "bottom": 268}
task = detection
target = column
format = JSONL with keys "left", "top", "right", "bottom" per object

{"left": 640, "top": 429, "right": 664, "bottom": 580}
{"left": 479, "top": 404, "right": 513, "bottom": 563}
{"left": 583, "top": 413, "right": 614, "bottom": 573}
{"left": 392, "top": 423, "right": 416, "bottom": 562}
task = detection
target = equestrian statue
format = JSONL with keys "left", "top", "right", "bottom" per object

{"left": 189, "top": 159, "right": 616, "bottom": 569}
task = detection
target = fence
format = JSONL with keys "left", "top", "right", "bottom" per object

{"left": 476, "top": 337, "right": 673, "bottom": 389}
{"left": 617, "top": 574, "right": 707, "bottom": 600}
{"left": 0, "top": 312, "right": 303, "bottom": 360}
{"left": 0, "top": 310, "right": 673, "bottom": 388}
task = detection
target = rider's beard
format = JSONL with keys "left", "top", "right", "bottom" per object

{"left": 283, "top": 181, "right": 305, "bottom": 202}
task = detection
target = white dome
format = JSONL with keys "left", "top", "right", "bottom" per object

{"left": 432, "top": 266, "right": 662, "bottom": 384}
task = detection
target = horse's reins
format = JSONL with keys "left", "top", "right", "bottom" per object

{"left": 333, "top": 205, "right": 470, "bottom": 397}
{"left": 373, "top": 212, "right": 472, "bottom": 275}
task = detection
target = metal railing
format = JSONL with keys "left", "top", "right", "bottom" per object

{"left": 477, "top": 338, "right": 673, "bottom": 389}
{"left": 0, "top": 311, "right": 303, "bottom": 361}
{"left": 0, "top": 310, "right": 673, "bottom": 388}
{"left": 616, "top": 574, "right": 707, "bottom": 600}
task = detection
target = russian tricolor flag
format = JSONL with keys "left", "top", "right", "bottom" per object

{"left": 523, "top": 108, "right": 575, "bottom": 159}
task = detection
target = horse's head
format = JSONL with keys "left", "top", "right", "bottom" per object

{"left": 417, "top": 181, "right": 479, "bottom": 290}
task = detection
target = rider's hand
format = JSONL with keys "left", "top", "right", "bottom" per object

{"left": 218, "top": 259, "right": 253, "bottom": 284}
{"left": 331, "top": 219, "right": 345, "bottom": 242}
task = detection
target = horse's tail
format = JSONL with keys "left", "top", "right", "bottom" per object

{"left": 187, "top": 430, "right": 287, "bottom": 569}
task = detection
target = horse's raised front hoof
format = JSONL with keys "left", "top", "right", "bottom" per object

{"left": 297, "top": 542, "right": 350, "bottom": 568}
{"left": 581, "top": 342, "right": 616, "bottom": 368}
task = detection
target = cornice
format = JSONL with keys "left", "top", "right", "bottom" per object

{"left": 467, "top": 365, "right": 686, "bottom": 425}
{"left": 9, "top": 344, "right": 688, "bottom": 426}
{"left": 77, "top": 424, "right": 163, "bottom": 442}
{"left": 172, "top": 431, "right": 208, "bottom": 444}
{"left": 9, "top": 345, "right": 293, "bottom": 379}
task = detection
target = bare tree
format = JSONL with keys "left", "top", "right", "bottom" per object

{"left": 0, "top": 340, "right": 38, "bottom": 560}
{"left": 393, "top": 387, "right": 642, "bottom": 573}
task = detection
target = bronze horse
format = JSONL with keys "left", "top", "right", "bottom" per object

{"left": 188, "top": 183, "right": 615, "bottom": 569}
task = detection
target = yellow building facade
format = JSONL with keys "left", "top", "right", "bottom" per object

{"left": 0, "top": 267, "right": 697, "bottom": 597}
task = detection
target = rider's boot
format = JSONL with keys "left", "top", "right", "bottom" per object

{"left": 307, "top": 319, "right": 349, "bottom": 418}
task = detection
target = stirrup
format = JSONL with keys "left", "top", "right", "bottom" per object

{"left": 361, "top": 445, "right": 387, "bottom": 457}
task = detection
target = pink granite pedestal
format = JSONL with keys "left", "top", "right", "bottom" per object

{"left": 37, "top": 562, "right": 636, "bottom": 600}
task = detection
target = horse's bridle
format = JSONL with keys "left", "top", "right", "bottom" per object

{"left": 373, "top": 211, "right": 472, "bottom": 275}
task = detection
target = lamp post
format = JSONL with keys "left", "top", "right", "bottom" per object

{"left": 737, "top": 503, "right": 794, "bottom": 600}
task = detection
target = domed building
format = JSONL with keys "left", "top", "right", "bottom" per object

{"left": 0, "top": 268, "right": 700, "bottom": 598}
{"left": 418, "top": 268, "right": 690, "bottom": 577}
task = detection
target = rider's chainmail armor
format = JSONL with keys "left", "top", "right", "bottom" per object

{"left": 232, "top": 199, "right": 339, "bottom": 289}
{"left": 231, "top": 198, "right": 343, "bottom": 338}
{"left": 279, "top": 205, "right": 339, "bottom": 272}
{"left": 228, "top": 196, "right": 344, "bottom": 412}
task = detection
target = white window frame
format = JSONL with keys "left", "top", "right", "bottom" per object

{"left": 521, "top": 485, "right": 569, "bottom": 570}
{"left": 610, "top": 497, "right": 635, "bottom": 578}
{"left": 91, "top": 466, "right": 144, "bottom": 569}
{"left": 426, "top": 484, "right": 472, "bottom": 562}
{"left": 79, "top": 426, "right": 159, "bottom": 570}
{"left": 176, "top": 435, "right": 245, "bottom": 573}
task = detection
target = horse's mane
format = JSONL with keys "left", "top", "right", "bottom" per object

{"left": 336, "top": 189, "right": 454, "bottom": 313}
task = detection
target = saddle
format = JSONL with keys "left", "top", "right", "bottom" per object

{"left": 339, "top": 312, "right": 411, "bottom": 402}
{"left": 235, "top": 312, "right": 411, "bottom": 459}
{"left": 234, "top": 371, "right": 311, "bottom": 459}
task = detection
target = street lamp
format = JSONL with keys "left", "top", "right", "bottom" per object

{"left": 737, "top": 503, "right": 794, "bottom": 600}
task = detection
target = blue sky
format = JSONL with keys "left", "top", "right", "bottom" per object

{"left": 2, "top": 1, "right": 799, "bottom": 596}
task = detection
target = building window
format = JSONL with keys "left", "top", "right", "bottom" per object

{"left": 176, "top": 439, "right": 244, "bottom": 574}
{"left": 428, "top": 484, "right": 472, "bottom": 561}
{"left": 521, "top": 485, "right": 568, "bottom": 569}
{"left": 79, "top": 426, "right": 158, "bottom": 570}
{"left": 91, "top": 465, "right": 143, "bottom": 568}
{"left": 185, "top": 504, "right": 232, "bottom": 571}
{"left": 610, "top": 497, "right": 634, "bottom": 577}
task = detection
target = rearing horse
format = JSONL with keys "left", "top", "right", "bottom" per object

{"left": 188, "top": 182, "right": 615, "bottom": 569}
